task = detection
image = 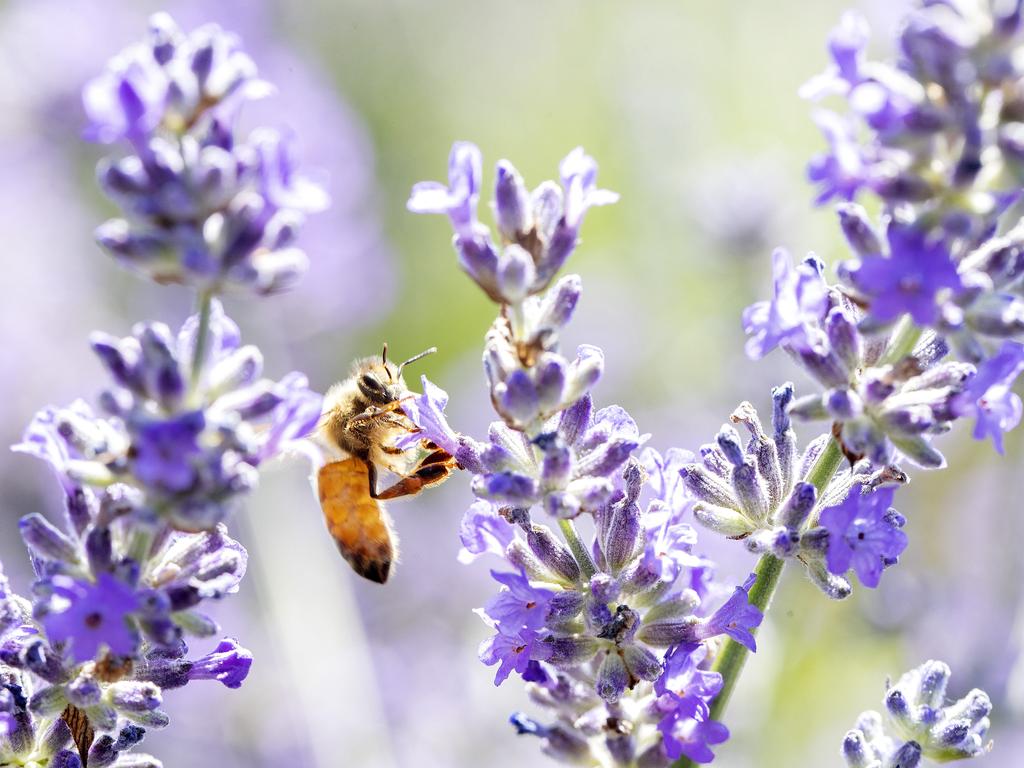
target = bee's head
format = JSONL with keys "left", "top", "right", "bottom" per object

{"left": 357, "top": 344, "right": 437, "bottom": 405}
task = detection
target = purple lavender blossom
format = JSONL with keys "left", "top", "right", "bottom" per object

{"left": 43, "top": 573, "right": 140, "bottom": 663}
{"left": 842, "top": 221, "right": 962, "bottom": 327}
{"left": 478, "top": 626, "right": 551, "bottom": 686}
{"left": 408, "top": 143, "right": 616, "bottom": 301}
{"left": 951, "top": 341, "right": 1024, "bottom": 453}
{"left": 690, "top": 573, "right": 763, "bottom": 651}
{"left": 819, "top": 484, "right": 907, "bottom": 588}
{"left": 806, "top": 110, "right": 872, "bottom": 204}
{"left": 653, "top": 643, "right": 728, "bottom": 763}
{"left": 742, "top": 249, "right": 828, "bottom": 359}
{"left": 182, "top": 638, "right": 253, "bottom": 689}
{"left": 17, "top": 301, "right": 322, "bottom": 530}
{"left": 480, "top": 570, "right": 555, "bottom": 634}
{"left": 89, "top": 13, "right": 328, "bottom": 294}
{"left": 457, "top": 500, "right": 516, "bottom": 564}
{"left": 407, "top": 141, "right": 481, "bottom": 237}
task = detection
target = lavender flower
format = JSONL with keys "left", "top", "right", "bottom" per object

{"left": 16, "top": 300, "right": 322, "bottom": 530}
{"left": 681, "top": 389, "right": 909, "bottom": 599}
{"left": 89, "top": 13, "right": 328, "bottom": 294}
{"left": 950, "top": 340, "right": 1024, "bottom": 453}
{"left": 4, "top": 13, "right": 316, "bottom": 766}
{"left": 741, "top": 251, "right": 1008, "bottom": 468}
{"left": 816, "top": 484, "right": 907, "bottom": 589}
{"left": 408, "top": 142, "right": 617, "bottom": 303}
{"left": 843, "top": 661, "right": 992, "bottom": 766}
{"left": 43, "top": 573, "right": 140, "bottom": 664}
{"left": 406, "top": 144, "right": 761, "bottom": 764}
{"left": 742, "top": 249, "right": 828, "bottom": 359}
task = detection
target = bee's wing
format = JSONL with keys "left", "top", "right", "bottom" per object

{"left": 317, "top": 456, "right": 395, "bottom": 584}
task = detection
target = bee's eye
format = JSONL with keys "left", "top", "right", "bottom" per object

{"left": 358, "top": 373, "right": 392, "bottom": 404}
{"left": 360, "top": 374, "right": 384, "bottom": 392}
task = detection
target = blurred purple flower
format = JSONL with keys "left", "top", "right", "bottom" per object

{"left": 951, "top": 341, "right": 1024, "bottom": 453}
{"left": 742, "top": 249, "right": 828, "bottom": 359}
{"left": 843, "top": 221, "right": 962, "bottom": 326}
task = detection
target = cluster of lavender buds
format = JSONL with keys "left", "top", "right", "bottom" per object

{"left": 3, "top": 14, "right": 326, "bottom": 767}
{"left": 88, "top": 12, "right": 328, "bottom": 294}
{"left": 843, "top": 661, "right": 992, "bottom": 767}
{"left": 404, "top": 145, "right": 768, "bottom": 765}
{"left": 681, "top": 389, "right": 907, "bottom": 598}
{"left": 799, "top": 0, "right": 1024, "bottom": 358}
{"left": 16, "top": 300, "right": 321, "bottom": 532}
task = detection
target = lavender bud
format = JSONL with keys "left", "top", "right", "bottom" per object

{"left": 716, "top": 426, "right": 745, "bottom": 466}
{"left": 776, "top": 481, "right": 817, "bottom": 530}
{"left": 505, "top": 540, "right": 552, "bottom": 581}
{"left": 545, "top": 636, "right": 599, "bottom": 666}
{"left": 826, "top": 307, "right": 863, "bottom": 370}
{"left": 526, "top": 526, "right": 581, "bottom": 583}
{"left": 534, "top": 356, "right": 567, "bottom": 412}
{"left": 108, "top": 682, "right": 162, "bottom": 713}
{"left": 19, "top": 514, "right": 79, "bottom": 564}
{"left": 679, "top": 465, "right": 738, "bottom": 509}
{"left": 693, "top": 503, "right": 757, "bottom": 538}
{"left": 622, "top": 645, "right": 662, "bottom": 683}
{"left": 772, "top": 383, "right": 797, "bottom": 491}
{"left": 891, "top": 741, "right": 922, "bottom": 768}
{"left": 563, "top": 345, "right": 604, "bottom": 404}
{"left": 496, "top": 244, "right": 536, "bottom": 304}
{"left": 602, "top": 503, "right": 642, "bottom": 574}
{"left": 497, "top": 370, "right": 540, "bottom": 426}
{"left": 595, "top": 651, "right": 629, "bottom": 703}
{"left": 28, "top": 685, "right": 68, "bottom": 716}
{"left": 494, "top": 160, "right": 532, "bottom": 241}
{"left": 836, "top": 202, "right": 883, "bottom": 256}
{"left": 456, "top": 234, "right": 501, "bottom": 301}
{"left": 806, "top": 558, "right": 852, "bottom": 600}
{"left": 537, "top": 274, "right": 582, "bottom": 331}
{"left": 826, "top": 388, "right": 863, "bottom": 419}
{"left": 732, "top": 462, "right": 770, "bottom": 522}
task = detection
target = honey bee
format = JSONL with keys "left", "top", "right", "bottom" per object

{"left": 314, "top": 345, "right": 456, "bottom": 583}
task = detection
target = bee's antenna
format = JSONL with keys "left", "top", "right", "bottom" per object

{"left": 381, "top": 343, "right": 393, "bottom": 382}
{"left": 397, "top": 346, "right": 438, "bottom": 377}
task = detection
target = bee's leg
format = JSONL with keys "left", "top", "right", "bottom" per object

{"left": 371, "top": 461, "right": 453, "bottom": 500}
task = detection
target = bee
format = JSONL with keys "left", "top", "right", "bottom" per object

{"left": 314, "top": 344, "right": 456, "bottom": 583}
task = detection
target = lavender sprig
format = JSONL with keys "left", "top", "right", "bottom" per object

{"left": 405, "top": 143, "right": 769, "bottom": 765}
{"left": 4, "top": 14, "right": 326, "bottom": 766}
{"left": 842, "top": 661, "right": 992, "bottom": 767}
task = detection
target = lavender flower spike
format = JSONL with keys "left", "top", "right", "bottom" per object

{"left": 844, "top": 660, "right": 992, "bottom": 766}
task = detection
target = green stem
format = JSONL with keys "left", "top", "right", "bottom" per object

{"left": 188, "top": 290, "right": 214, "bottom": 397}
{"left": 673, "top": 435, "right": 844, "bottom": 768}
{"left": 805, "top": 434, "right": 844, "bottom": 495}
{"left": 879, "top": 315, "right": 923, "bottom": 366}
{"left": 558, "top": 518, "right": 596, "bottom": 580}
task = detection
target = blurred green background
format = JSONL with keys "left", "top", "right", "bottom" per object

{"left": 1, "top": 0, "right": 1021, "bottom": 765}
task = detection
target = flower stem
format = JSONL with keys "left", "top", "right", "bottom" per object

{"left": 880, "top": 315, "right": 923, "bottom": 366}
{"left": 189, "top": 290, "right": 214, "bottom": 396}
{"left": 673, "top": 435, "right": 844, "bottom": 768}
{"left": 558, "top": 518, "right": 596, "bottom": 580}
